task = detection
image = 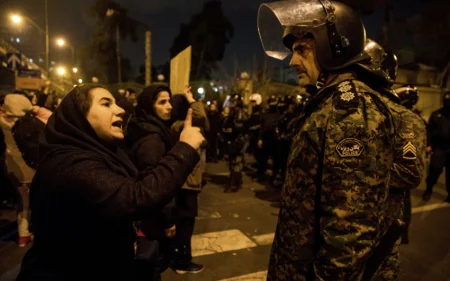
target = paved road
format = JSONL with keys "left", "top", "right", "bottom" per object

{"left": 0, "top": 160, "right": 449, "bottom": 281}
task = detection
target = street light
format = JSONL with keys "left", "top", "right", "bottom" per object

{"left": 78, "top": 79, "right": 83, "bottom": 84}
{"left": 55, "top": 37, "right": 75, "bottom": 65}
{"left": 56, "top": 66, "right": 66, "bottom": 76}
{"left": 56, "top": 38, "right": 65, "bottom": 46}
{"left": 11, "top": 15, "right": 22, "bottom": 24}
{"left": 9, "top": 11, "right": 49, "bottom": 74}
{"left": 72, "top": 67, "right": 78, "bottom": 73}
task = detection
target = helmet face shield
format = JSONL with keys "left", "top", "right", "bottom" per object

{"left": 258, "top": 0, "right": 367, "bottom": 71}
{"left": 257, "top": 0, "right": 327, "bottom": 60}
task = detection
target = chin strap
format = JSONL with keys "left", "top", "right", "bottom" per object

{"left": 315, "top": 72, "right": 329, "bottom": 90}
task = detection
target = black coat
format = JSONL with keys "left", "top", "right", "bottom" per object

{"left": 17, "top": 88, "right": 199, "bottom": 281}
{"left": 126, "top": 105, "right": 177, "bottom": 239}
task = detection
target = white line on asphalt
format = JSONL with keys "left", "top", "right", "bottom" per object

{"left": 196, "top": 210, "right": 222, "bottom": 220}
{"left": 217, "top": 270, "right": 268, "bottom": 281}
{"left": 252, "top": 233, "right": 275, "bottom": 246}
{"left": 412, "top": 202, "right": 450, "bottom": 214}
{"left": 191, "top": 229, "right": 258, "bottom": 257}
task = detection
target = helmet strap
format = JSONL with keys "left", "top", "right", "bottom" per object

{"left": 318, "top": 0, "right": 350, "bottom": 58}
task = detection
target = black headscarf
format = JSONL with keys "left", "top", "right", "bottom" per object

{"left": 126, "top": 85, "right": 175, "bottom": 149}
{"left": 38, "top": 86, "right": 138, "bottom": 178}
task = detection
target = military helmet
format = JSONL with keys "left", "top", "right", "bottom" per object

{"left": 358, "top": 39, "right": 397, "bottom": 86}
{"left": 444, "top": 91, "right": 450, "bottom": 100}
{"left": 249, "top": 93, "right": 262, "bottom": 105}
{"left": 258, "top": 0, "right": 368, "bottom": 71}
{"left": 395, "top": 85, "right": 418, "bottom": 109}
{"left": 282, "top": 95, "right": 294, "bottom": 105}
{"left": 268, "top": 95, "right": 278, "bottom": 105}
{"left": 382, "top": 50, "right": 398, "bottom": 83}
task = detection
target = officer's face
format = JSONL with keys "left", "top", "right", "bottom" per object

{"left": 289, "top": 38, "right": 321, "bottom": 87}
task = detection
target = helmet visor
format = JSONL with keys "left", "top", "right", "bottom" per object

{"left": 257, "top": 0, "right": 327, "bottom": 60}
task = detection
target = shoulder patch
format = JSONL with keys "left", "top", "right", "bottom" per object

{"left": 336, "top": 138, "right": 364, "bottom": 157}
{"left": 399, "top": 130, "right": 415, "bottom": 139}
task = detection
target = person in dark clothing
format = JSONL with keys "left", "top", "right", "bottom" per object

{"left": 218, "top": 107, "right": 230, "bottom": 160}
{"left": 125, "top": 85, "right": 176, "bottom": 281}
{"left": 276, "top": 95, "right": 295, "bottom": 185}
{"left": 257, "top": 95, "right": 280, "bottom": 183}
{"left": 247, "top": 94, "right": 263, "bottom": 158}
{"left": 223, "top": 94, "right": 248, "bottom": 192}
{"left": 112, "top": 91, "right": 135, "bottom": 127}
{"left": 423, "top": 91, "right": 450, "bottom": 203}
{"left": 16, "top": 85, "right": 204, "bottom": 281}
{"left": 169, "top": 89, "right": 206, "bottom": 274}
{"left": 206, "top": 103, "right": 221, "bottom": 162}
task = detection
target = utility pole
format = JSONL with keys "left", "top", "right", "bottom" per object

{"left": 116, "top": 23, "right": 122, "bottom": 83}
{"left": 45, "top": 0, "right": 49, "bottom": 75}
{"left": 145, "top": 30, "right": 151, "bottom": 86}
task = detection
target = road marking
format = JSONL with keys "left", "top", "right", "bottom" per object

{"left": 412, "top": 202, "right": 450, "bottom": 214}
{"left": 196, "top": 210, "right": 222, "bottom": 220}
{"left": 191, "top": 229, "right": 257, "bottom": 257}
{"left": 217, "top": 270, "right": 268, "bottom": 281}
{"left": 252, "top": 233, "right": 275, "bottom": 246}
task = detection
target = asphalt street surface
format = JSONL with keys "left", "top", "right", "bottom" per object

{"left": 0, "top": 160, "right": 448, "bottom": 281}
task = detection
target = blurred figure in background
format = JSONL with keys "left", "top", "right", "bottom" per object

{"left": 169, "top": 86, "right": 207, "bottom": 274}
{"left": 206, "top": 103, "right": 221, "bottom": 163}
{"left": 0, "top": 94, "right": 34, "bottom": 247}
{"left": 423, "top": 91, "right": 450, "bottom": 203}
{"left": 223, "top": 94, "right": 248, "bottom": 192}
{"left": 257, "top": 95, "right": 280, "bottom": 184}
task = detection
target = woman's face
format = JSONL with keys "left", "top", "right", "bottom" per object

{"left": 86, "top": 88, "right": 125, "bottom": 142}
{"left": 153, "top": 91, "right": 172, "bottom": 121}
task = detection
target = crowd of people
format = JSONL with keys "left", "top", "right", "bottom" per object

{"left": 0, "top": 0, "right": 450, "bottom": 281}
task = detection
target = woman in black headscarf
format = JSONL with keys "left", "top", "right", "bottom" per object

{"left": 125, "top": 85, "right": 176, "bottom": 281}
{"left": 16, "top": 85, "right": 204, "bottom": 281}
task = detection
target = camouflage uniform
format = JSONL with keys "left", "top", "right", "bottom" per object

{"left": 369, "top": 86, "right": 427, "bottom": 281}
{"left": 268, "top": 75, "right": 396, "bottom": 281}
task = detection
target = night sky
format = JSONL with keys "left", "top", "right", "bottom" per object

{"left": 2, "top": 0, "right": 426, "bottom": 80}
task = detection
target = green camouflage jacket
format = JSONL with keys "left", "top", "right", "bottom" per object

{"left": 268, "top": 74, "right": 396, "bottom": 281}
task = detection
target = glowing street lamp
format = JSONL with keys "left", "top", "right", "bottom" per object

{"left": 56, "top": 66, "right": 66, "bottom": 76}
{"left": 11, "top": 14, "right": 22, "bottom": 24}
{"left": 56, "top": 37, "right": 75, "bottom": 64}
{"left": 56, "top": 38, "right": 66, "bottom": 47}
{"left": 78, "top": 79, "right": 83, "bottom": 84}
{"left": 9, "top": 12, "right": 49, "bottom": 74}
{"left": 72, "top": 67, "right": 78, "bottom": 73}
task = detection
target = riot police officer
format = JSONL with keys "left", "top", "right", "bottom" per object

{"left": 394, "top": 85, "right": 425, "bottom": 244}
{"left": 276, "top": 95, "right": 295, "bottom": 184}
{"left": 247, "top": 93, "right": 263, "bottom": 157}
{"left": 258, "top": 1, "right": 401, "bottom": 279}
{"left": 223, "top": 94, "right": 248, "bottom": 192}
{"left": 423, "top": 91, "right": 450, "bottom": 202}
{"left": 257, "top": 95, "right": 280, "bottom": 184}
{"left": 359, "top": 39, "right": 426, "bottom": 279}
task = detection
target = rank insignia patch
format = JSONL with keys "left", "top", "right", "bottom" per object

{"left": 403, "top": 142, "right": 417, "bottom": 160}
{"left": 335, "top": 80, "right": 359, "bottom": 109}
{"left": 336, "top": 138, "right": 364, "bottom": 157}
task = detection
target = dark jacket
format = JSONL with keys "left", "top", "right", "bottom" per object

{"left": 16, "top": 88, "right": 199, "bottom": 281}
{"left": 12, "top": 111, "right": 46, "bottom": 169}
{"left": 126, "top": 98, "right": 177, "bottom": 239}
{"left": 427, "top": 108, "right": 450, "bottom": 150}
{"left": 207, "top": 110, "right": 221, "bottom": 137}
